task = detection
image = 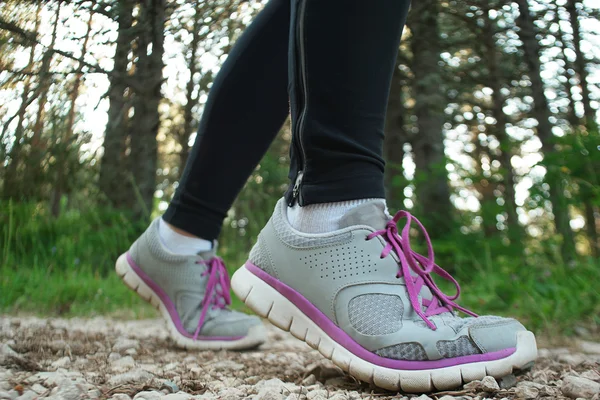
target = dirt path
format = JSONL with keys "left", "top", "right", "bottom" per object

{"left": 0, "top": 317, "right": 599, "bottom": 400}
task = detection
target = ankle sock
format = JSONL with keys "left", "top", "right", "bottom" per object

{"left": 287, "top": 198, "right": 386, "bottom": 234}
{"left": 158, "top": 218, "right": 213, "bottom": 255}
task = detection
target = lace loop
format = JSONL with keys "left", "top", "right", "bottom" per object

{"left": 367, "top": 211, "right": 477, "bottom": 330}
{"left": 192, "top": 257, "right": 231, "bottom": 340}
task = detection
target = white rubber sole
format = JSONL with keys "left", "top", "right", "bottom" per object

{"left": 115, "top": 253, "right": 267, "bottom": 350}
{"left": 231, "top": 265, "right": 538, "bottom": 392}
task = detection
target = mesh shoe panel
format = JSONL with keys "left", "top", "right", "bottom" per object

{"left": 349, "top": 294, "right": 403, "bottom": 335}
{"left": 375, "top": 342, "right": 428, "bottom": 361}
{"left": 436, "top": 336, "right": 482, "bottom": 358}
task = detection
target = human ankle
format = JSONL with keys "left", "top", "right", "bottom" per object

{"left": 158, "top": 218, "right": 213, "bottom": 255}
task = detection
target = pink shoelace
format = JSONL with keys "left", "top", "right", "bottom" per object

{"left": 192, "top": 257, "right": 232, "bottom": 340}
{"left": 367, "top": 210, "right": 477, "bottom": 330}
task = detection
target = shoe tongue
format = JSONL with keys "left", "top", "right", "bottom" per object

{"left": 197, "top": 241, "right": 218, "bottom": 259}
{"left": 339, "top": 200, "right": 389, "bottom": 231}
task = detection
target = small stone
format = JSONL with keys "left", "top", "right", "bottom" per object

{"left": 480, "top": 376, "right": 499, "bottom": 392}
{"left": 411, "top": 395, "right": 433, "bottom": 400}
{"left": 256, "top": 388, "right": 284, "bottom": 400}
{"left": 328, "top": 394, "right": 348, "bottom": 400}
{"left": 30, "top": 384, "right": 46, "bottom": 395}
{"left": 111, "top": 394, "right": 132, "bottom": 400}
{"left": 438, "top": 396, "right": 459, "bottom": 400}
{"left": 301, "top": 375, "right": 317, "bottom": 386}
{"left": 254, "top": 379, "right": 286, "bottom": 394}
{"left": 51, "top": 356, "right": 71, "bottom": 368}
{"left": 561, "top": 376, "right": 600, "bottom": 399}
{"left": 514, "top": 385, "right": 539, "bottom": 399}
{"left": 498, "top": 374, "right": 517, "bottom": 389}
{"left": 15, "top": 391, "right": 37, "bottom": 400}
{"left": 160, "top": 381, "right": 179, "bottom": 394}
{"left": 557, "top": 353, "right": 587, "bottom": 366}
{"left": 245, "top": 376, "right": 261, "bottom": 385}
{"left": 108, "top": 369, "right": 155, "bottom": 386}
{"left": 347, "top": 392, "right": 361, "bottom": 400}
{"left": 111, "top": 356, "right": 136, "bottom": 371}
{"left": 0, "top": 391, "right": 13, "bottom": 400}
{"left": 0, "top": 345, "right": 19, "bottom": 364}
{"left": 579, "top": 341, "right": 600, "bottom": 355}
{"left": 574, "top": 326, "right": 591, "bottom": 337}
{"left": 133, "top": 391, "right": 162, "bottom": 400}
{"left": 108, "top": 352, "right": 122, "bottom": 362}
{"left": 464, "top": 376, "right": 499, "bottom": 393}
{"left": 218, "top": 388, "right": 245, "bottom": 400}
{"left": 307, "top": 390, "right": 328, "bottom": 400}
{"left": 113, "top": 338, "right": 140, "bottom": 353}
{"left": 161, "top": 392, "right": 192, "bottom": 400}
{"left": 209, "top": 360, "right": 244, "bottom": 371}
{"left": 286, "top": 394, "right": 306, "bottom": 400}
{"left": 581, "top": 370, "right": 600, "bottom": 382}
{"left": 52, "top": 379, "right": 87, "bottom": 400}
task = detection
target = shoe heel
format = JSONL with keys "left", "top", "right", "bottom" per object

{"left": 115, "top": 253, "right": 158, "bottom": 307}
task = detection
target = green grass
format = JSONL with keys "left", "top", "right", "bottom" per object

{"left": 1, "top": 200, "right": 599, "bottom": 337}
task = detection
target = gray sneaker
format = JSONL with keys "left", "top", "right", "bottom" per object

{"left": 115, "top": 218, "right": 267, "bottom": 350}
{"left": 231, "top": 199, "right": 537, "bottom": 392}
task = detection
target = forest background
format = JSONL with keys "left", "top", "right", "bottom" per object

{"left": 1, "top": 0, "right": 599, "bottom": 337}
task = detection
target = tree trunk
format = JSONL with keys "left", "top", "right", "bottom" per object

{"left": 22, "top": 2, "right": 61, "bottom": 199}
{"left": 407, "top": 0, "right": 453, "bottom": 238}
{"left": 179, "top": 0, "right": 203, "bottom": 171}
{"left": 384, "top": 57, "right": 407, "bottom": 211}
{"left": 99, "top": 0, "right": 134, "bottom": 208}
{"left": 2, "top": 3, "right": 41, "bottom": 199}
{"left": 566, "top": 0, "right": 595, "bottom": 129}
{"left": 482, "top": 6, "right": 522, "bottom": 246}
{"left": 129, "top": 0, "right": 166, "bottom": 219}
{"left": 51, "top": 2, "right": 95, "bottom": 216}
{"left": 515, "top": 0, "right": 577, "bottom": 263}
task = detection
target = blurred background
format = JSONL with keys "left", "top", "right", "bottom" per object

{"left": 0, "top": 0, "right": 598, "bottom": 337}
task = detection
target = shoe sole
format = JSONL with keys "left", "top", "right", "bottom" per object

{"left": 231, "top": 264, "right": 538, "bottom": 392}
{"left": 115, "top": 253, "right": 267, "bottom": 350}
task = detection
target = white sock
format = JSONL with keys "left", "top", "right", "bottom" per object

{"left": 287, "top": 199, "right": 386, "bottom": 233}
{"left": 158, "top": 218, "right": 213, "bottom": 255}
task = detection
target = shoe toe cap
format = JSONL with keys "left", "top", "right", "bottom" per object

{"left": 468, "top": 317, "right": 526, "bottom": 353}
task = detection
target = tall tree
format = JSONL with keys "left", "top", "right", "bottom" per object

{"left": 2, "top": 3, "right": 41, "bottom": 199}
{"left": 515, "top": 0, "right": 577, "bottom": 262}
{"left": 51, "top": 2, "right": 95, "bottom": 216}
{"left": 407, "top": 0, "right": 453, "bottom": 238}
{"left": 179, "top": 0, "right": 203, "bottom": 170}
{"left": 481, "top": 3, "right": 522, "bottom": 245}
{"left": 565, "top": 0, "right": 596, "bottom": 129}
{"left": 99, "top": 0, "right": 134, "bottom": 208}
{"left": 129, "top": 0, "right": 167, "bottom": 218}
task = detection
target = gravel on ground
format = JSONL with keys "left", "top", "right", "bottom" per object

{"left": 1, "top": 317, "right": 599, "bottom": 400}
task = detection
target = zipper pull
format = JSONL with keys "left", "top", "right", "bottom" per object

{"left": 291, "top": 171, "right": 304, "bottom": 204}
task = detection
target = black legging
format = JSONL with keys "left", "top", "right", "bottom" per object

{"left": 164, "top": 0, "right": 411, "bottom": 240}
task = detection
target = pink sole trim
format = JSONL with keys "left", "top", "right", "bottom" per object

{"left": 245, "top": 262, "right": 516, "bottom": 370}
{"left": 126, "top": 252, "right": 244, "bottom": 341}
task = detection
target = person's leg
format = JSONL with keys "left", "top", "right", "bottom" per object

{"left": 234, "top": 0, "right": 537, "bottom": 391}
{"left": 285, "top": 0, "right": 408, "bottom": 207}
{"left": 283, "top": 0, "right": 408, "bottom": 233}
{"left": 163, "top": 0, "right": 291, "bottom": 242}
{"left": 116, "top": 0, "right": 290, "bottom": 350}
